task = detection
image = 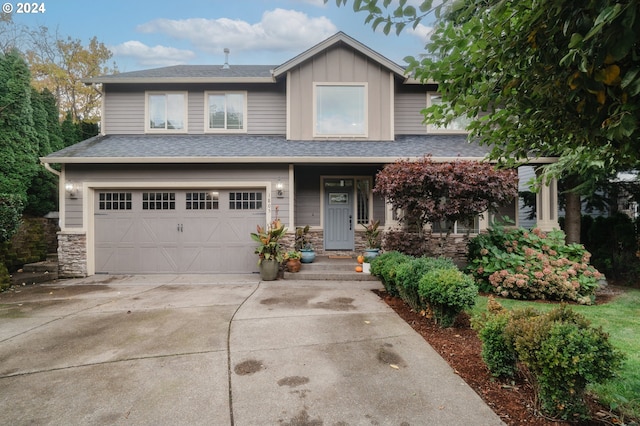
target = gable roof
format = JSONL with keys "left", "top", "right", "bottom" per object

{"left": 272, "top": 31, "right": 407, "bottom": 78}
{"left": 83, "top": 32, "right": 408, "bottom": 85}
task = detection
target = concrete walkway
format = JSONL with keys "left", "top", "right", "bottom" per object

{"left": 0, "top": 275, "right": 504, "bottom": 425}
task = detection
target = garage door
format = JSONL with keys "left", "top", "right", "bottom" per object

{"left": 94, "top": 189, "right": 265, "bottom": 274}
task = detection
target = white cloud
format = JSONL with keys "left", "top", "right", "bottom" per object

{"left": 111, "top": 40, "right": 196, "bottom": 67}
{"left": 408, "top": 23, "right": 434, "bottom": 44}
{"left": 136, "top": 9, "right": 337, "bottom": 55}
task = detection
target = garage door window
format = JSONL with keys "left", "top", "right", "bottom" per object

{"left": 142, "top": 192, "right": 176, "bottom": 210}
{"left": 99, "top": 192, "right": 132, "bottom": 210}
{"left": 186, "top": 192, "right": 219, "bottom": 210}
{"left": 230, "top": 192, "right": 262, "bottom": 210}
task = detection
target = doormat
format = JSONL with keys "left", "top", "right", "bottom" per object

{"left": 328, "top": 255, "right": 352, "bottom": 259}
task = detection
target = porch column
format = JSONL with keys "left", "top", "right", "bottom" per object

{"left": 535, "top": 170, "right": 559, "bottom": 231}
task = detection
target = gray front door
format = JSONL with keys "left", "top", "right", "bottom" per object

{"left": 324, "top": 179, "right": 354, "bottom": 250}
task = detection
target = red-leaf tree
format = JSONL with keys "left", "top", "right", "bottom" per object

{"left": 374, "top": 156, "right": 518, "bottom": 235}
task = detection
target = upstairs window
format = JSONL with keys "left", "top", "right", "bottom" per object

{"left": 206, "top": 92, "right": 247, "bottom": 132}
{"left": 426, "top": 93, "right": 471, "bottom": 134}
{"left": 314, "top": 83, "right": 367, "bottom": 137}
{"left": 146, "top": 92, "right": 187, "bottom": 132}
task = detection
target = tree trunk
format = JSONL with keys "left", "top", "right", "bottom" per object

{"left": 563, "top": 176, "right": 582, "bottom": 244}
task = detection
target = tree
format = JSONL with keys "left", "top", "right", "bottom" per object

{"left": 0, "top": 49, "right": 39, "bottom": 196}
{"left": 374, "top": 157, "right": 518, "bottom": 234}
{"left": 331, "top": 0, "right": 640, "bottom": 243}
{"left": 26, "top": 31, "right": 114, "bottom": 122}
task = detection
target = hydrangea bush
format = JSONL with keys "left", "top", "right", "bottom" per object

{"left": 467, "top": 224, "right": 602, "bottom": 304}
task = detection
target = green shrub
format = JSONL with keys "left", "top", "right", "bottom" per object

{"left": 467, "top": 224, "right": 602, "bottom": 304}
{"left": 396, "top": 257, "right": 456, "bottom": 312}
{"left": 476, "top": 312, "right": 518, "bottom": 378}
{"left": 0, "top": 193, "right": 25, "bottom": 243}
{"left": 418, "top": 268, "right": 478, "bottom": 327}
{"left": 369, "top": 251, "right": 412, "bottom": 297}
{"left": 476, "top": 303, "right": 625, "bottom": 421}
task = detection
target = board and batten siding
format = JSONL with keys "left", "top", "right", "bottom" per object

{"left": 102, "top": 83, "right": 286, "bottom": 135}
{"left": 287, "top": 45, "right": 394, "bottom": 141}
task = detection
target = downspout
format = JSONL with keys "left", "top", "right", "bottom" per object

{"left": 41, "top": 160, "right": 64, "bottom": 230}
{"left": 42, "top": 161, "right": 61, "bottom": 177}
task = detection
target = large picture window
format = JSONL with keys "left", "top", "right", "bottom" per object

{"left": 146, "top": 92, "right": 187, "bottom": 132}
{"left": 314, "top": 84, "right": 367, "bottom": 137}
{"left": 426, "top": 93, "right": 471, "bottom": 133}
{"left": 206, "top": 92, "right": 246, "bottom": 132}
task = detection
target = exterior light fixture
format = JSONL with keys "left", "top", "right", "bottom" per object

{"left": 276, "top": 179, "right": 284, "bottom": 198}
{"left": 65, "top": 182, "right": 77, "bottom": 198}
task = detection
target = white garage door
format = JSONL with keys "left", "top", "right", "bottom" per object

{"left": 94, "top": 189, "right": 265, "bottom": 274}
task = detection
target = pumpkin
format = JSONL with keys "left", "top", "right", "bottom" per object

{"left": 356, "top": 255, "right": 364, "bottom": 264}
{"left": 355, "top": 265, "right": 363, "bottom": 273}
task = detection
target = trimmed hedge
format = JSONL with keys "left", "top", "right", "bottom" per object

{"left": 369, "top": 251, "right": 412, "bottom": 297}
{"left": 418, "top": 268, "right": 477, "bottom": 327}
{"left": 371, "top": 252, "right": 477, "bottom": 328}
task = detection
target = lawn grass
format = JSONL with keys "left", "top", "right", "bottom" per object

{"left": 470, "top": 288, "right": 640, "bottom": 422}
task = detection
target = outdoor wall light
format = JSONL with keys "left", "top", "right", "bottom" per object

{"left": 65, "top": 182, "right": 77, "bottom": 198}
{"left": 276, "top": 180, "right": 284, "bottom": 198}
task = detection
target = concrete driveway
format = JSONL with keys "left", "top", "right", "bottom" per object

{"left": 0, "top": 275, "right": 504, "bottom": 425}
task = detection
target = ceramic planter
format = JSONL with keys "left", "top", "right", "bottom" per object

{"left": 260, "top": 259, "right": 280, "bottom": 281}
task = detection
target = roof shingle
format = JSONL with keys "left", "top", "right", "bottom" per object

{"left": 43, "top": 134, "right": 491, "bottom": 164}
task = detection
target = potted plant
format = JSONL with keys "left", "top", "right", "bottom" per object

{"left": 295, "top": 225, "right": 316, "bottom": 263}
{"left": 250, "top": 215, "right": 286, "bottom": 281}
{"left": 362, "top": 219, "right": 381, "bottom": 261}
{"left": 284, "top": 250, "right": 302, "bottom": 272}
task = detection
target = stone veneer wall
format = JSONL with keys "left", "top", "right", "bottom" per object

{"left": 58, "top": 232, "right": 87, "bottom": 277}
{"left": 281, "top": 229, "right": 469, "bottom": 265}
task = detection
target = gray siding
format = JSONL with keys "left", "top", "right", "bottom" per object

{"left": 64, "top": 164, "right": 290, "bottom": 229}
{"left": 248, "top": 89, "right": 286, "bottom": 134}
{"left": 294, "top": 169, "right": 322, "bottom": 227}
{"left": 102, "top": 83, "right": 286, "bottom": 136}
{"left": 395, "top": 92, "right": 427, "bottom": 135}
{"left": 103, "top": 90, "right": 145, "bottom": 134}
{"left": 65, "top": 197, "right": 84, "bottom": 228}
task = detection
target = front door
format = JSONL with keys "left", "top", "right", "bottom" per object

{"left": 324, "top": 179, "right": 354, "bottom": 250}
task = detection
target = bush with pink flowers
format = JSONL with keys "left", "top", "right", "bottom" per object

{"left": 467, "top": 223, "right": 602, "bottom": 304}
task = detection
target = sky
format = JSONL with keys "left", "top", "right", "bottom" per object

{"left": 8, "top": 0, "right": 433, "bottom": 73}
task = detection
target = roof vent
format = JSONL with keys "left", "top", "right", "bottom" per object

{"left": 222, "top": 48, "right": 230, "bottom": 69}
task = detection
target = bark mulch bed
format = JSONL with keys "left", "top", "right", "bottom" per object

{"left": 374, "top": 288, "right": 628, "bottom": 426}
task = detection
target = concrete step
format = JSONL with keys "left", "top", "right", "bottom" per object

{"left": 284, "top": 256, "right": 378, "bottom": 281}
{"left": 23, "top": 261, "right": 58, "bottom": 273}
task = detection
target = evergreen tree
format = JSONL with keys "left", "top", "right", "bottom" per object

{"left": 0, "top": 49, "right": 39, "bottom": 197}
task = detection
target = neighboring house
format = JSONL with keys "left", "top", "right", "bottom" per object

{"left": 42, "top": 32, "right": 559, "bottom": 277}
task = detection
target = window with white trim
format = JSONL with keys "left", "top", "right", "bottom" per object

{"left": 426, "top": 93, "right": 471, "bottom": 133}
{"left": 146, "top": 92, "right": 187, "bottom": 132}
{"left": 314, "top": 84, "right": 367, "bottom": 137}
{"left": 431, "top": 218, "right": 480, "bottom": 234}
{"left": 206, "top": 92, "right": 247, "bottom": 132}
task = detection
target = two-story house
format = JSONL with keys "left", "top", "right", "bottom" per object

{"left": 42, "top": 32, "right": 559, "bottom": 277}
